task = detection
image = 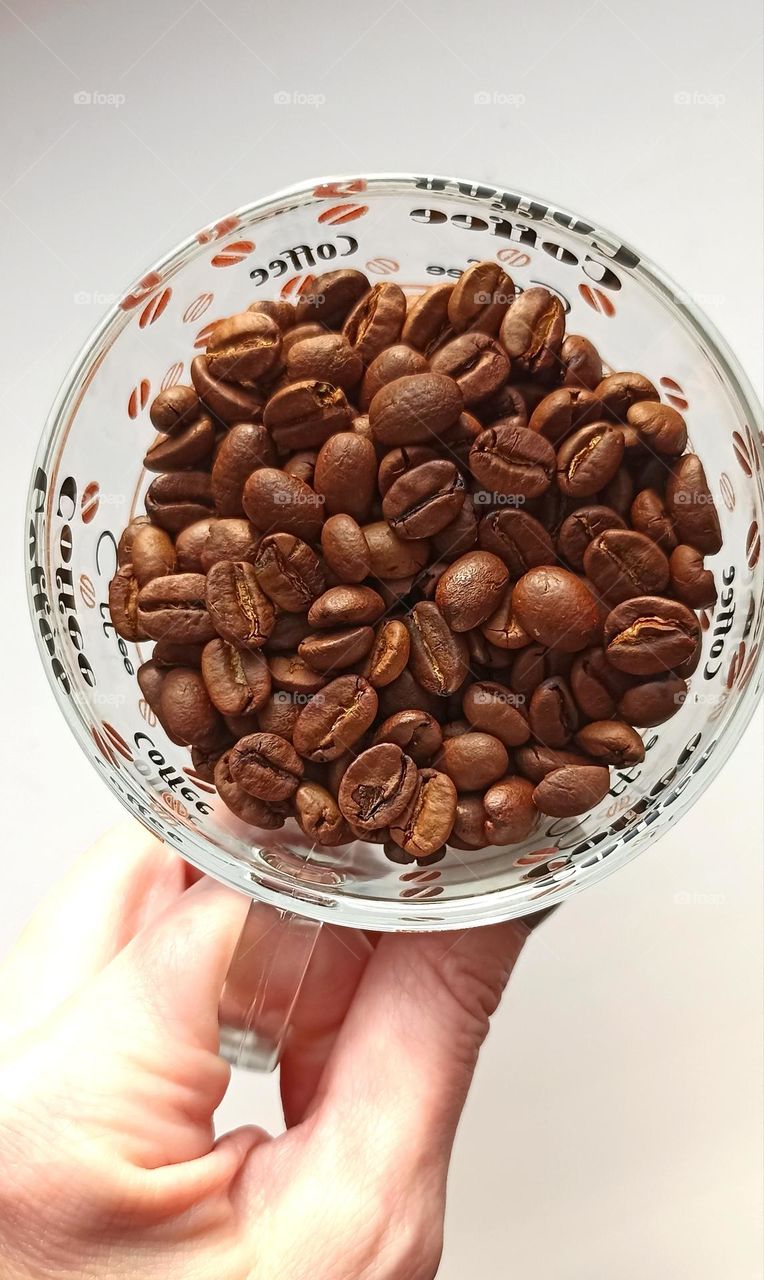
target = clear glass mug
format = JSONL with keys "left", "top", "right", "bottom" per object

{"left": 27, "top": 174, "right": 764, "bottom": 1070}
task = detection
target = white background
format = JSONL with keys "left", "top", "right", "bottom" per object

{"left": 1, "top": 1, "right": 762, "bottom": 1275}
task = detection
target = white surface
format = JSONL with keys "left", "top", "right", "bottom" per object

{"left": 1, "top": 1, "right": 762, "bottom": 1275}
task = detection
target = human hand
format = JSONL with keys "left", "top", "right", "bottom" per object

{"left": 0, "top": 822, "right": 530, "bottom": 1279}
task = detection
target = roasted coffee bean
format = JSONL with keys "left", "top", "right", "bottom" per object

{"left": 388, "top": 768, "right": 457, "bottom": 857}
{"left": 359, "top": 344, "right": 429, "bottom": 411}
{"left": 377, "top": 446, "right": 438, "bottom": 496}
{"left": 430, "top": 499, "right": 478, "bottom": 559}
{"left": 529, "top": 677, "right": 579, "bottom": 748}
{"left": 253, "top": 533, "right": 324, "bottom": 612}
{"left": 363, "top": 521, "right": 431, "bottom": 579}
{"left": 560, "top": 335, "right": 603, "bottom": 390}
{"left": 292, "top": 674, "right": 378, "bottom": 761}
{"left": 629, "top": 488, "right": 677, "bottom": 552}
{"left": 229, "top": 732, "right": 303, "bottom": 802}
{"left": 158, "top": 667, "right": 222, "bottom": 747}
{"left": 296, "top": 269, "right": 370, "bottom": 327}
{"left": 451, "top": 794, "right": 487, "bottom": 849}
{"left": 131, "top": 524, "right": 176, "bottom": 587}
{"left": 281, "top": 323, "right": 326, "bottom": 357}
{"left": 570, "top": 646, "right": 634, "bottom": 720}
{"left": 515, "top": 744, "right": 590, "bottom": 784}
{"left": 462, "top": 680, "right": 530, "bottom": 747}
{"left": 599, "top": 466, "right": 634, "bottom": 518}
{"left": 513, "top": 566, "right": 601, "bottom": 652}
{"left": 257, "top": 690, "right": 301, "bottom": 740}
{"left": 528, "top": 387, "right": 599, "bottom": 444}
{"left": 483, "top": 776, "right": 538, "bottom": 844}
{"left": 206, "top": 560, "right": 275, "bottom": 648}
{"left": 430, "top": 332, "right": 509, "bottom": 406}
{"left": 108, "top": 564, "right": 146, "bottom": 641}
{"left": 201, "top": 518, "right": 259, "bottom": 570}
{"left": 299, "top": 626, "right": 375, "bottom": 672}
{"left": 243, "top": 468, "right": 325, "bottom": 541}
{"left": 211, "top": 423, "right": 276, "bottom": 516}
{"left": 175, "top": 518, "right": 216, "bottom": 572}
{"left": 201, "top": 639, "right": 271, "bottom": 716}
{"left": 440, "top": 410, "right": 483, "bottom": 465}
{"left": 206, "top": 311, "right": 281, "bottom": 383}
{"left": 434, "top": 551, "right": 509, "bottom": 631}
{"left": 369, "top": 372, "right": 464, "bottom": 446}
{"left": 190, "top": 355, "right": 264, "bottom": 424}
{"left": 263, "top": 380, "right": 351, "bottom": 450}
{"left": 143, "top": 415, "right": 214, "bottom": 472}
{"left": 401, "top": 283, "right": 454, "bottom": 351}
{"left": 364, "top": 620, "right": 411, "bottom": 687}
{"left": 343, "top": 282, "right": 407, "bottom": 363}
{"left": 532, "top": 764, "right": 610, "bottom": 817}
{"left": 448, "top": 260, "right": 514, "bottom": 335}
{"left": 137, "top": 573, "right": 215, "bottom": 644}
{"left": 145, "top": 471, "right": 215, "bottom": 534}
{"left": 669, "top": 543, "right": 717, "bottom": 608}
{"left": 247, "top": 298, "right": 296, "bottom": 329}
{"left": 477, "top": 509, "right": 555, "bottom": 576}
{"left": 481, "top": 584, "right": 531, "bottom": 650}
{"left": 286, "top": 333, "right": 363, "bottom": 391}
{"left": 283, "top": 449, "right": 318, "bottom": 485}
{"left": 499, "top": 286, "right": 564, "bottom": 380}
{"left": 377, "top": 668, "right": 441, "bottom": 721}
{"left": 294, "top": 782, "right": 349, "bottom": 846}
{"left": 665, "top": 454, "right": 722, "bottom": 554}
{"left": 382, "top": 459, "right": 465, "bottom": 539}
{"left": 152, "top": 638, "right": 205, "bottom": 668}
{"left": 595, "top": 372, "right": 659, "bottom": 422}
{"left": 313, "top": 432, "right": 377, "bottom": 522}
{"left": 406, "top": 601, "right": 469, "bottom": 695}
{"left": 626, "top": 400, "right": 687, "bottom": 455}
{"left": 469, "top": 424, "right": 555, "bottom": 498}
{"left": 372, "top": 709, "right": 442, "bottom": 765}
{"left": 604, "top": 595, "right": 700, "bottom": 675}
{"left": 618, "top": 675, "right": 686, "bottom": 727}
{"left": 574, "top": 720, "right": 645, "bottom": 766}
{"left": 556, "top": 423, "right": 625, "bottom": 497}
{"left": 268, "top": 654, "right": 327, "bottom": 697}
{"left": 377, "top": 576, "right": 417, "bottom": 608}
{"left": 149, "top": 384, "right": 200, "bottom": 434}
{"left": 214, "top": 751, "right": 286, "bottom": 828}
{"left": 137, "top": 658, "right": 167, "bottom": 722}
{"left": 337, "top": 743, "right": 418, "bottom": 830}
{"left": 308, "top": 585, "right": 385, "bottom": 629}
{"left": 583, "top": 529, "right": 670, "bottom": 604}
{"left": 435, "top": 732, "right": 509, "bottom": 791}
{"left": 557, "top": 505, "right": 626, "bottom": 569}
{"left": 117, "top": 515, "right": 151, "bottom": 566}
{"left": 190, "top": 738, "right": 233, "bottom": 783}
{"left": 477, "top": 383, "right": 528, "bottom": 429}
{"left": 320, "top": 514, "right": 371, "bottom": 584}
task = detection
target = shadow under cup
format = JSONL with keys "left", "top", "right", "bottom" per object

{"left": 28, "top": 174, "right": 764, "bottom": 934}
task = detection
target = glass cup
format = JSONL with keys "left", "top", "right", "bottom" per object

{"left": 27, "top": 174, "right": 764, "bottom": 1069}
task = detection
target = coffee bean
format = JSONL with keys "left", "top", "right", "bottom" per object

{"left": 629, "top": 488, "right": 677, "bottom": 552}
{"left": 481, "top": 584, "right": 531, "bottom": 650}
{"left": 372, "top": 709, "right": 442, "bottom": 765}
{"left": 583, "top": 529, "right": 670, "bottom": 604}
{"left": 560, "top": 335, "right": 603, "bottom": 390}
{"left": 108, "top": 564, "right": 146, "bottom": 641}
{"left": 617, "top": 675, "right": 686, "bottom": 727}
{"left": 529, "top": 676, "right": 579, "bottom": 748}
{"left": 294, "top": 782, "right": 349, "bottom": 846}
{"left": 320, "top": 514, "right": 371, "bottom": 584}
{"left": 269, "top": 654, "right": 326, "bottom": 697}
{"left": 343, "top": 282, "right": 407, "bottom": 363}
{"left": 211, "top": 423, "right": 276, "bottom": 516}
{"left": 604, "top": 595, "right": 700, "bottom": 675}
{"left": 431, "top": 332, "right": 510, "bottom": 406}
{"left": 191, "top": 355, "right": 264, "bottom": 424}
{"left": 292, "top": 674, "right": 378, "bottom": 761}
{"left": 595, "top": 372, "right": 659, "bottom": 422}
{"left": 626, "top": 400, "right": 687, "bottom": 455}
{"left": 206, "top": 560, "right": 275, "bottom": 648}
{"left": 434, "top": 550, "right": 509, "bottom": 631}
{"left": 556, "top": 423, "right": 625, "bottom": 497}
{"left": 313, "top": 432, "right": 377, "bottom": 522}
{"left": 145, "top": 471, "right": 215, "bottom": 534}
{"left": 406, "top": 601, "right": 469, "bottom": 695}
{"left": 308, "top": 585, "right": 385, "bottom": 629}
{"left": 359, "top": 344, "right": 429, "bottom": 411}
{"left": 462, "top": 680, "right": 530, "bottom": 746}
{"left": 130, "top": 523, "right": 176, "bottom": 587}
{"left": 229, "top": 732, "right": 303, "bottom": 802}
{"left": 440, "top": 410, "right": 483, "bottom": 466}
{"left": 152, "top": 638, "right": 206, "bottom": 668}
{"left": 477, "top": 509, "right": 555, "bottom": 576}
{"left": 137, "top": 573, "right": 215, "bottom": 644}
{"left": 299, "top": 626, "right": 375, "bottom": 672}
{"left": 158, "top": 667, "right": 222, "bottom": 748}
{"left": 478, "top": 383, "right": 529, "bottom": 429}
{"left": 149, "top": 384, "right": 200, "bottom": 434}
{"left": 513, "top": 566, "right": 601, "bottom": 652}
{"left": 528, "top": 387, "right": 600, "bottom": 444}
{"left": 382, "top": 459, "right": 465, "bottom": 540}
{"left": 599, "top": 466, "right": 634, "bottom": 518}
{"left": 435, "top": 732, "right": 509, "bottom": 791}
{"left": 117, "top": 515, "right": 151, "bottom": 566}
{"left": 570, "top": 646, "right": 634, "bottom": 719}
{"left": 263, "top": 379, "right": 352, "bottom": 450}
{"left": 363, "top": 521, "right": 431, "bottom": 579}
{"left": 247, "top": 298, "right": 296, "bottom": 330}
{"left": 430, "top": 499, "right": 478, "bottom": 560}
{"left": 201, "top": 639, "right": 271, "bottom": 716}
{"left": 296, "top": 269, "right": 370, "bottom": 327}
{"left": 469, "top": 424, "right": 555, "bottom": 498}
{"left": 369, "top": 372, "right": 464, "bottom": 446}
{"left": 214, "top": 750, "right": 286, "bottom": 828}
{"left": 206, "top": 311, "right": 281, "bottom": 383}
{"left": 665, "top": 454, "right": 722, "bottom": 555}
{"left": 448, "top": 260, "right": 514, "bottom": 335}
{"left": 253, "top": 533, "right": 325, "bottom": 612}
{"left": 515, "top": 744, "right": 590, "bottom": 784}
{"left": 557, "top": 505, "right": 626, "bottom": 569}
{"left": 175, "top": 518, "right": 216, "bottom": 572}
{"left": 285, "top": 333, "right": 363, "bottom": 392}
{"left": 364, "top": 620, "right": 411, "bottom": 687}
{"left": 336, "top": 743, "right": 418, "bottom": 830}
{"left": 243, "top": 468, "right": 325, "bottom": 541}
{"left": 401, "top": 283, "right": 453, "bottom": 351}
{"left": 201, "top": 518, "right": 259, "bottom": 570}
{"left": 388, "top": 768, "right": 457, "bottom": 858}
{"left": 669, "top": 544, "right": 717, "bottom": 608}
{"left": 532, "top": 764, "right": 610, "bottom": 816}
{"left": 483, "top": 776, "right": 538, "bottom": 844}
{"left": 143, "top": 415, "right": 214, "bottom": 472}
{"left": 378, "top": 446, "right": 439, "bottom": 497}
{"left": 574, "top": 720, "right": 645, "bottom": 766}
{"left": 499, "top": 286, "right": 564, "bottom": 380}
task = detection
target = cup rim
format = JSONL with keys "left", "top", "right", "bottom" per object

{"left": 27, "top": 172, "right": 764, "bottom": 930}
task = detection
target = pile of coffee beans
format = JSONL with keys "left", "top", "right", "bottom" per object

{"left": 109, "top": 261, "right": 721, "bottom": 864}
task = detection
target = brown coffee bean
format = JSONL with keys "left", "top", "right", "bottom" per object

{"left": 462, "top": 680, "right": 530, "bottom": 747}
{"left": 229, "top": 732, "right": 303, "bottom": 802}
{"left": 343, "top": 282, "right": 406, "bottom": 363}
{"left": 137, "top": 573, "right": 215, "bottom": 644}
{"left": 286, "top": 333, "right": 363, "bottom": 392}
{"left": 434, "top": 550, "right": 509, "bottom": 631}
{"left": 281, "top": 323, "right": 326, "bottom": 357}
{"left": 247, "top": 298, "right": 295, "bottom": 329}
{"left": 557, "top": 423, "right": 625, "bottom": 497}
{"left": 313, "top": 432, "right": 377, "bottom": 522}
{"left": 308, "top": 585, "right": 384, "bottom": 629}
{"left": 629, "top": 489, "right": 677, "bottom": 552}
{"left": 407, "top": 601, "right": 469, "bottom": 695}
{"left": 174, "top": 518, "right": 215, "bottom": 572}
{"left": 599, "top": 466, "right": 634, "bottom": 518}
{"left": 201, "top": 639, "right": 271, "bottom": 716}
{"left": 269, "top": 655, "right": 326, "bottom": 697}
{"left": 618, "top": 675, "right": 686, "bottom": 727}
{"left": 377, "top": 446, "right": 438, "bottom": 496}
{"left": 669, "top": 544, "right": 717, "bottom": 608}
{"left": 388, "top": 768, "right": 457, "bottom": 857}
{"left": 382, "top": 460, "right": 465, "bottom": 540}
{"left": 243, "top": 468, "right": 325, "bottom": 541}
{"left": 435, "top": 732, "right": 508, "bottom": 791}
{"left": 263, "top": 380, "right": 352, "bottom": 450}
{"left": 570, "top": 647, "right": 633, "bottom": 720}
{"left": 401, "top": 283, "right": 453, "bottom": 351}
{"left": 143, "top": 415, "right": 214, "bottom": 473}
{"left": 515, "top": 744, "right": 590, "bottom": 784}
{"left": 294, "top": 782, "right": 349, "bottom": 846}
{"left": 574, "top": 720, "right": 645, "bottom": 766}
{"left": 583, "top": 529, "right": 670, "bottom": 604}
{"left": 319, "top": 514, "right": 370, "bottom": 585}
{"left": 513, "top": 566, "right": 601, "bottom": 652}
{"left": 201, "top": 518, "right": 259, "bottom": 570}
{"left": 292, "top": 674, "right": 378, "bottom": 761}
{"left": 336, "top": 743, "right": 418, "bottom": 830}
{"left": 256, "top": 690, "right": 301, "bottom": 739}
{"left": 363, "top": 521, "right": 431, "bottom": 579}
{"left": 626, "top": 401, "right": 687, "bottom": 455}
{"left": 499, "top": 287, "right": 564, "bottom": 380}
{"left": 665, "top": 454, "right": 722, "bottom": 555}
{"left": 379, "top": 670, "right": 444, "bottom": 718}
{"left": 131, "top": 524, "right": 176, "bottom": 587}
{"left": 448, "top": 261, "right": 514, "bottom": 335}
{"left": 430, "top": 499, "right": 478, "bottom": 560}
{"left": 440, "top": 410, "right": 483, "bottom": 465}
{"left": 190, "top": 355, "right": 264, "bottom": 424}
{"left": 117, "top": 516, "right": 151, "bottom": 566}
{"left": 296, "top": 269, "right": 370, "bottom": 327}
{"left": 108, "top": 564, "right": 146, "bottom": 641}
{"left": 529, "top": 676, "right": 579, "bottom": 748}
{"left": 477, "top": 383, "right": 529, "bottom": 429}
{"left": 470, "top": 424, "right": 555, "bottom": 498}
{"left": 152, "top": 638, "right": 206, "bottom": 668}
{"left": 145, "top": 471, "right": 215, "bottom": 534}
{"left": 595, "top": 372, "right": 659, "bottom": 423}
{"left": 214, "top": 751, "right": 286, "bottom": 828}
{"left": 283, "top": 449, "right": 318, "bottom": 485}
{"left": 372, "top": 709, "right": 442, "bottom": 765}
{"left": 211, "top": 423, "right": 276, "bottom": 516}
{"left": 528, "top": 387, "right": 600, "bottom": 444}
{"left": 364, "top": 620, "right": 411, "bottom": 687}
{"left": 253, "top": 533, "right": 324, "bottom": 612}
{"left": 477, "top": 509, "right": 555, "bottom": 576}
{"left": 451, "top": 794, "right": 487, "bottom": 849}
{"left": 149, "top": 384, "right": 200, "bottom": 434}
{"left": 206, "top": 311, "right": 281, "bottom": 383}
{"left": 483, "top": 776, "right": 538, "bottom": 844}
{"left": 481, "top": 584, "right": 531, "bottom": 650}
{"left": 158, "top": 667, "right": 222, "bottom": 747}
{"left": 206, "top": 560, "right": 275, "bottom": 649}
{"left": 603, "top": 595, "right": 700, "bottom": 675}
{"left": 299, "top": 626, "right": 375, "bottom": 672}
{"left": 557, "top": 505, "right": 626, "bottom": 569}
{"left": 532, "top": 764, "right": 610, "bottom": 817}
{"left": 137, "top": 659, "right": 166, "bottom": 716}
{"left": 431, "top": 332, "right": 510, "bottom": 406}
{"left": 359, "top": 344, "right": 429, "bottom": 411}
{"left": 560, "top": 335, "right": 603, "bottom": 390}
{"left": 369, "top": 372, "right": 464, "bottom": 446}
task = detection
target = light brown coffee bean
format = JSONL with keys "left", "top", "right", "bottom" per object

{"left": 201, "top": 518, "right": 260, "bottom": 570}
{"left": 229, "top": 732, "right": 303, "bottom": 802}
{"left": 363, "top": 521, "right": 431, "bottom": 580}
{"left": 556, "top": 423, "right": 625, "bottom": 497}
{"left": 383, "top": 460, "right": 466, "bottom": 539}
{"left": 617, "top": 675, "right": 686, "bottom": 727}
{"left": 292, "top": 674, "right": 379, "bottom": 761}
{"left": 434, "top": 551, "right": 509, "bottom": 631}
{"left": 286, "top": 333, "right": 363, "bottom": 391}
{"left": 206, "top": 560, "right": 275, "bottom": 648}
{"left": 294, "top": 782, "right": 350, "bottom": 846}
{"left": 201, "top": 639, "right": 271, "bottom": 716}
{"left": 499, "top": 286, "right": 564, "bottom": 380}
{"left": 388, "top": 769, "right": 458, "bottom": 857}
{"left": 149, "top": 384, "right": 200, "bottom": 434}
{"left": 190, "top": 355, "right": 264, "bottom": 424}
{"left": 469, "top": 425, "right": 555, "bottom": 498}
{"left": 263, "top": 380, "right": 352, "bottom": 450}
{"left": 665, "top": 454, "right": 722, "bottom": 555}
{"left": 372, "top": 709, "right": 442, "bottom": 765}
{"left": 359, "top": 344, "right": 429, "bottom": 411}
{"left": 483, "top": 776, "right": 538, "bottom": 844}
{"left": 669, "top": 543, "right": 717, "bottom": 608}
{"left": 253, "top": 533, "right": 325, "bottom": 612}
{"left": 314, "top": 432, "right": 377, "bottom": 522}
{"left": 574, "top": 721, "right": 645, "bottom": 766}
{"left": 296, "top": 269, "right": 371, "bottom": 327}
{"left": 630, "top": 489, "right": 677, "bottom": 553}
{"left": 603, "top": 595, "right": 700, "bottom": 675}
{"left": 401, "top": 283, "right": 454, "bottom": 351}
{"left": 175, "top": 518, "right": 216, "bottom": 572}
{"left": 462, "top": 680, "right": 530, "bottom": 746}
{"left": 159, "top": 667, "right": 222, "bottom": 747}
{"left": 435, "top": 732, "right": 509, "bottom": 791}
{"left": 513, "top": 566, "right": 601, "bottom": 652}
{"left": 532, "top": 764, "right": 610, "bottom": 816}
{"left": 143, "top": 415, "right": 214, "bottom": 472}
{"left": 364, "top": 620, "right": 411, "bottom": 687}
{"left": 406, "top": 601, "right": 470, "bottom": 696}
{"left": 480, "top": 584, "right": 531, "bottom": 650}
{"left": 343, "top": 282, "right": 407, "bottom": 363}
{"left": 626, "top": 400, "right": 687, "bottom": 455}
{"left": 206, "top": 311, "right": 281, "bottom": 383}
{"left": 145, "top": 471, "right": 215, "bottom": 534}
{"left": 431, "top": 332, "right": 510, "bottom": 406}
{"left": 130, "top": 524, "right": 176, "bottom": 587}
{"left": 320, "top": 514, "right": 372, "bottom": 584}
{"left": 448, "top": 260, "right": 514, "bottom": 335}
{"left": 594, "top": 372, "right": 659, "bottom": 422}
{"left": 337, "top": 743, "right": 418, "bottom": 830}
{"left": 108, "top": 564, "right": 146, "bottom": 641}
{"left": 529, "top": 676, "right": 579, "bottom": 748}
{"left": 557, "top": 505, "right": 626, "bottom": 570}
{"left": 369, "top": 372, "right": 463, "bottom": 446}
{"left": 299, "top": 626, "right": 375, "bottom": 672}
{"left": 243, "top": 469, "right": 325, "bottom": 541}
{"left": 211, "top": 423, "right": 276, "bottom": 516}
{"left": 560, "top": 335, "right": 603, "bottom": 390}
{"left": 308, "top": 585, "right": 385, "bottom": 629}
{"left": 137, "top": 573, "right": 216, "bottom": 644}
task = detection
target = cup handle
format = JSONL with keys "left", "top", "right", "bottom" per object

{"left": 218, "top": 900, "right": 322, "bottom": 1072}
